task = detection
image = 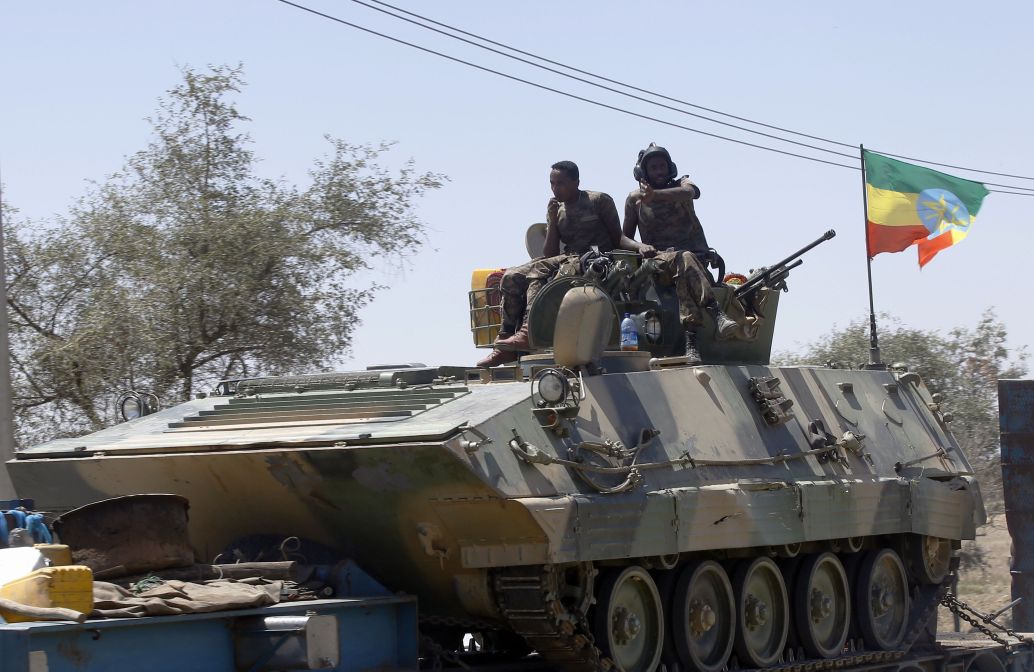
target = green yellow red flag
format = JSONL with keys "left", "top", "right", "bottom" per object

{"left": 863, "top": 150, "right": 988, "bottom": 267}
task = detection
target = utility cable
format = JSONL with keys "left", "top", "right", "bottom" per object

{"left": 366, "top": 0, "right": 1034, "bottom": 184}
{"left": 352, "top": 0, "right": 857, "bottom": 160}
{"left": 980, "top": 181, "right": 1034, "bottom": 192}
{"left": 987, "top": 188, "right": 1034, "bottom": 197}
{"left": 867, "top": 150, "right": 1034, "bottom": 182}
{"left": 368, "top": 0, "right": 856, "bottom": 151}
{"left": 275, "top": 1, "right": 1034, "bottom": 195}
{"left": 275, "top": 0, "right": 858, "bottom": 170}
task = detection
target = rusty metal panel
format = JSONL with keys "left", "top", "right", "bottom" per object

{"left": 1012, "top": 573, "right": 1034, "bottom": 632}
{"left": 1000, "top": 379, "right": 1034, "bottom": 436}
{"left": 999, "top": 379, "right": 1034, "bottom": 631}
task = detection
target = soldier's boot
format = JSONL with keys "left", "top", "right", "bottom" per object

{"left": 706, "top": 301, "right": 738, "bottom": 340}
{"left": 476, "top": 348, "right": 519, "bottom": 368}
{"left": 495, "top": 324, "right": 530, "bottom": 352}
{"left": 684, "top": 330, "right": 702, "bottom": 365}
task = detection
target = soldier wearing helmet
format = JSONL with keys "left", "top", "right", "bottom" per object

{"left": 623, "top": 143, "right": 738, "bottom": 363}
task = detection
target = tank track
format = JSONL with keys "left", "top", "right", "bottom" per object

{"left": 492, "top": 563, "right": 951, "bottom": 672}
{"left": 494, "top": 564, "right": 614, "bottom": 672}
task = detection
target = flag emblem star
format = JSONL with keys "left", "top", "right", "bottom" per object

{"left": 916, "top": 189, "right": 971, "bottom": 237}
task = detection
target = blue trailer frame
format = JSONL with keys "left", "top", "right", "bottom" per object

{"left": 0, "top": 561, "right": 418, "bottom": 671}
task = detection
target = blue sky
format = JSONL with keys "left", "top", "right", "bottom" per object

{"left": 2, "top": 1, "right": 1032, "bottom": 375}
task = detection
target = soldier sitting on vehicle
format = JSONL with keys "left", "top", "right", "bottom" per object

{"left": 476, "top": 160, "right": 654, "bottom": 368}
{"left": 622, "top": 143, "right": 738, "bottom": 364}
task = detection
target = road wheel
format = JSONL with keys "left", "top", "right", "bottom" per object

{"left": 732, "top": 556, "right": 789, "bottom": 667}
{"left": 795, "top": 552, "right": 850, "bottom": 659}
{"left": 594, "top": 565, "right": 664, "bottom": 672}
{"left": 855, "top": 548, "right": 910, "bottom": 650}
{"left": 670, "top": 561, "right": 735, "bottom": 672}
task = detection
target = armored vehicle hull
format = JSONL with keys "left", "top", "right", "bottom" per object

{"left": 10, "top": 357, "right": 982, "bottom": 671}
{"left": 8, "top": 232, "right": 985, "bottom": 671}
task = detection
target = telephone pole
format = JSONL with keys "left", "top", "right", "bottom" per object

{"left": 0, "top": 174, "right": 18, "bottom": 499}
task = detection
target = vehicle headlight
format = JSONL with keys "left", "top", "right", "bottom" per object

{"left": 117, "top": 391, "right": 159, "bottom": 422}
{"left": 536, "top": 369, "right": 569, "bottom": 405}
{"left": 119, "top": 395, "right": 143, "bottom": 421}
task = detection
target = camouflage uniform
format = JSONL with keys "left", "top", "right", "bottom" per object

{"left": 498, "top": 191, "right": 619, "bottom": 333}
{"left": 626, "top": 177, "right": 718, "bottom": 328}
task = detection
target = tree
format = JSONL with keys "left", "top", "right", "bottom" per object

{"left": 776, "top": 309, "right": 1028, "bottom": 513}
{"left": 4, "top": 65, "right": 444, "bottom": 446}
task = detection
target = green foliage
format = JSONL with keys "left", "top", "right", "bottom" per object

{"left": 776, "top": 309, "right": 1027, "bottom": 512}
{"left": 4, "top": 65, "right": 444, "bottom": 446}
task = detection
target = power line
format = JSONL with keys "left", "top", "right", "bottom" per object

{"left": 988, "top": 188, "right": 1034, "bottom": 197}
{"left": 983, "top": 181, "right": 1034, "bottom": 192}
{"left": 276, "top": 0, "right": 1034, "bottom": 196}
{"left": 367, "top": 0, "right": 857, "bottom": 152}
{"left": 275, "top": 0, "right": 858, "bottom": 171}
{"left": 868, "top": 149, "right": 1034, "bottom": 182}
{"left": 352, "top": 0, "right": 857, "bottom": 161}
{"left": 365, "top": 0, "right": 1034, "bottom": 185}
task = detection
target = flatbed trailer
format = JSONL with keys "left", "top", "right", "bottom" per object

{"left": 0, "top": 560, "right": 418, "bottom": 672}
{"left": 914, "top": 635, "right": 1034, "bottom": 672}
{"left": 0, "top": 557, "right": 1029, "bottom": 670}
{"left": 433, "top": 634, "right": 1034, "bottom": 672}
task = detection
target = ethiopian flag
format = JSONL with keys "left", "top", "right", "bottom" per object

{"left": 864, "top": 150, "right": 988, "bottom": 267}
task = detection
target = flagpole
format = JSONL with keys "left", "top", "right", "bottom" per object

{"left": 860, "top": 144, "right": 883, "bottom": 368}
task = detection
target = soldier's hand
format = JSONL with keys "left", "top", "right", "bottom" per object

{"left": 547, "top": 198, "right": 560, "bottom": 224}
{"left": 639, "top": 181, "right": 655, "bottom": 204}
{"left": 639, "top": 244, "right": 657, "bottom": 258}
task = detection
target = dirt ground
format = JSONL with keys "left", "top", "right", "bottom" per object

{"left": 941, "top": 514, "right": 1015, "bottom": 631}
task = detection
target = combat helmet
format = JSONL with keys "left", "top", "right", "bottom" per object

{"left": 633, "top": 142, "right": 678, "bottom": 182}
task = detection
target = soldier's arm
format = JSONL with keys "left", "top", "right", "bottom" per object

{"left": 647, "top": 177, "right": 700, "bottom": 203}
{"left": 542, "top": 198, "right": 562, "bottom": 257}
{"left": 622, "top": 192, "right": 640, "bottom": 239}
{"left": 542, "top": 221, "right": 561, "bottom": 257}
{"left": 603, "top": 194, "right": 654, "bottom": 257}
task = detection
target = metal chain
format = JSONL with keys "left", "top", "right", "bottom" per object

{"left": 940, "top": 593, "right": 1034, "bottom": 648}
{"left": 901, "top": 579, "right": 952, "bottom": 651}
{"left": 419, "top": 612, "right": 500, "bottom": 632}
{"left": 419, "top": 634, "right": 473, "bottom": 671}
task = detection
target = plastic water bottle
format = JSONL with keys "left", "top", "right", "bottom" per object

{"left": 620, "top": 313, "right": 638, "bottom": 351}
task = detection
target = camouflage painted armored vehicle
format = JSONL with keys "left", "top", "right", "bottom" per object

{"left": 9, "top": 231, "right": 985, "bottom": 672}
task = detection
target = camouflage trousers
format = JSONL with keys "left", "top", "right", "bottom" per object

{"left": 498, "top": 254, "right": 574, "bottom": 334}
{"left": 651, "top": 250, "right": 717, "bottom": 329}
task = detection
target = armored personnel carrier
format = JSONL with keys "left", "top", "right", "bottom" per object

{"left": 9, "top": 230, "right": 985, "bottom": 672}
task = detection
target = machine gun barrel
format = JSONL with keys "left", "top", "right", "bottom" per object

{"left": 735, "top": 229, "right": 836, "bottom": 298}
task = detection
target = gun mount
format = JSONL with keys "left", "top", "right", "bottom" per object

{"left": 735, "top": 229, "right": 837, "bottom": 302}
{"left": 471, "top": 230, "right": 837, "bottom": 369}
